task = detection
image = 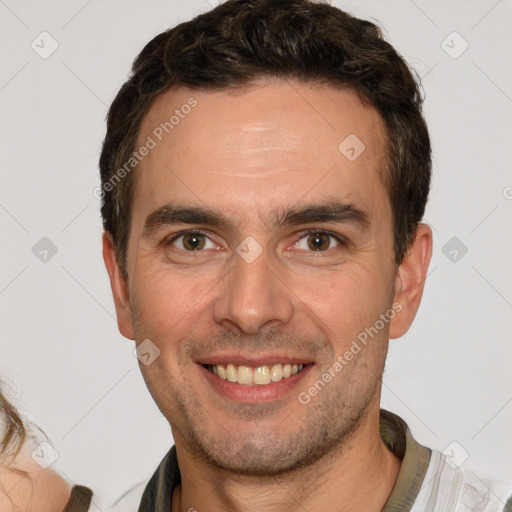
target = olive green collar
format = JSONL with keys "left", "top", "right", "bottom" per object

{"left": 139, "top": 408, "right": 431, "bottom": 512}
{"left": 380, "top": 409, "right": 432, "bottom": 512}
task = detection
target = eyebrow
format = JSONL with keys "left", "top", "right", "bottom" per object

{"left": 142, "top": 200, "right": 371, "bottom": 237}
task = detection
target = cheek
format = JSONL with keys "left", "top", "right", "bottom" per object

{"left": 131, "top": 251, "right": 394, "bottom": 348}
{"left": 292, "top": 265, "right": 389, "bottom": 333}
{"left": 131, "top": 268, "right": 216, "bottom": 341}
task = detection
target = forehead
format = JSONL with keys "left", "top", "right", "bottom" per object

{"left": 132, "top": 79, "right": 389, "bottom": 228}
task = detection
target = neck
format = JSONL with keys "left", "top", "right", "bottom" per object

{"left": 172, "top": 402, "right": 402, "bottom": 512}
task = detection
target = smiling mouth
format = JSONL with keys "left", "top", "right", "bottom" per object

{"left": 203, "top": 363, "right": 308, "bottom": 386}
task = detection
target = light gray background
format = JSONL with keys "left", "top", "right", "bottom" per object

{"left": 1, "top": 0, "right": 511, "bottom": 507}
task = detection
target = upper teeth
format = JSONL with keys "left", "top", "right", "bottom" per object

{"left": 208, "top": 363, "right": 305, "bottom": 386}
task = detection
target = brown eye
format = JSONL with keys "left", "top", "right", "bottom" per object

{"left": 182, "top": 234, "right": 206, "bottom": 250}
{"left": 293, "top": 230, "right": 344, "bottom": 252}
{"left": 307, "top": 232, "right": 331, "bottom": 251}
{"left": 168, "top": 232, "right": 215, "bottom": 251}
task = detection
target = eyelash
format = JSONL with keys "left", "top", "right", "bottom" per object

{"left": 163, "top": 229, "right": 348, "bottom": 252}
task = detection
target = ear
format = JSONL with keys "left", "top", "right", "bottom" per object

{"left": 102, "top": 231, "right": 135, "bottom": 340}
{"left": 389, "top": 223, "right": 433, "bottom": 339}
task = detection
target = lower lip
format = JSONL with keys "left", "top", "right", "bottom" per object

{"left": 198, "top": 364, "right": 313, "bottom": 403}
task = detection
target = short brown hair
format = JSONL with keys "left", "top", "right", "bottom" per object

{"left": 99, "top": 0, "right": 431, "bottom": 277}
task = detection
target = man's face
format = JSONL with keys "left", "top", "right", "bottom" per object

{"left": 116, "top": 80, "right": 401, "bottom": 475}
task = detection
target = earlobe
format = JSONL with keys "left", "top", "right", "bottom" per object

{"left": 102, "top": 232, "right": 135, "bottom": 340}
{"left": 389, "top": 223, "right": 433, "bottom": 339}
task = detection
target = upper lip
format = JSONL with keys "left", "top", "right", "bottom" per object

{"left": 196, "top": 354, "right": 313, "bottom": 366}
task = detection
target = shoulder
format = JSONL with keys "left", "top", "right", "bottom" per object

{"left": 64, "top": 485, "right": 94, "bottom": 512}
{"left": 412, "top": 448, "right": 512, "bottom": 512}
{"left": 0, "top": 453, "right": 72, "bottom": 512}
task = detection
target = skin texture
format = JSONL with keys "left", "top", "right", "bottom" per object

{"left": 104, "top": 79, "right": 432, "bottom": 512}
{"left": 0, "top": 452, "right": 71, "bottom": 512}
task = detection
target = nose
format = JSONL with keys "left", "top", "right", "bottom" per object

{"left": 212, "top": 244, "right": 294, "bottom": 334}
